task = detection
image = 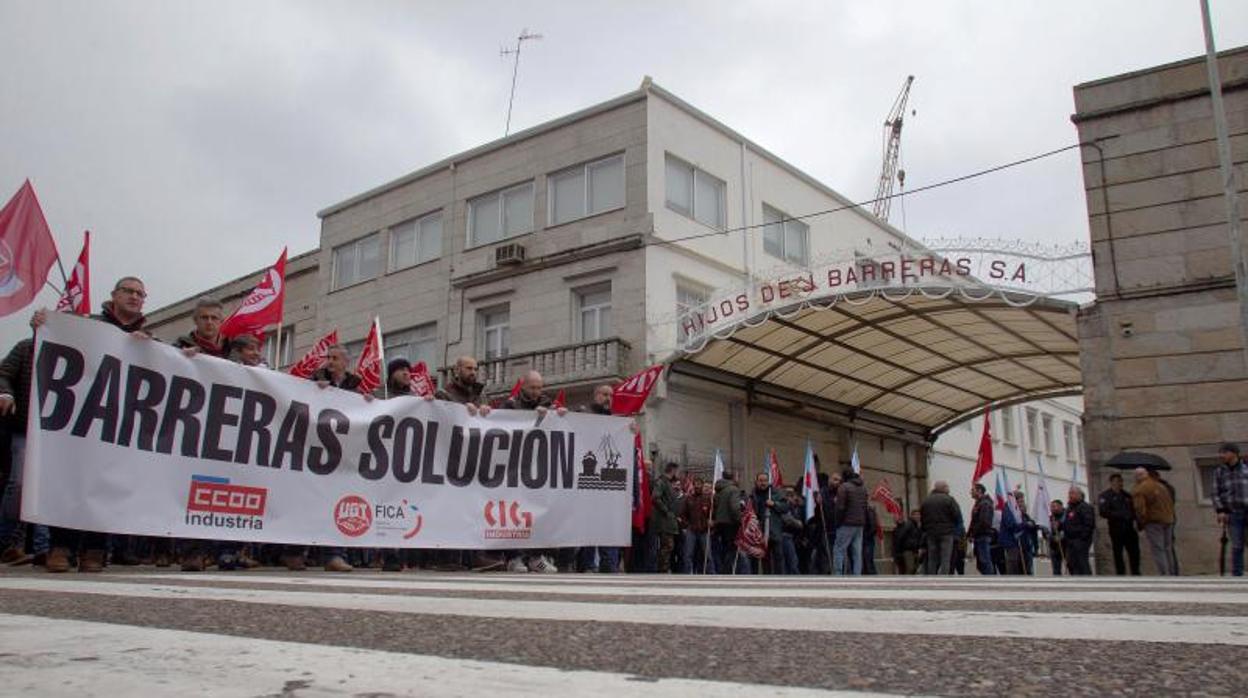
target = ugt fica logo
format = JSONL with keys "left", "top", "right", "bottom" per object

{"left": 185, "top": 475, "right": 267, "bottom": 531}
{"left": 483, "top": 499, "right": 533, "bottom": 540}
{"left": 333, "top": 494, "right": 373, "bottom": 537}
{"left": 373, "top": 499, "right": 424, "bottom": 540}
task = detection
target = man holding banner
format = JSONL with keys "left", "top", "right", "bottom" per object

{"left": 34, "top": 276, "right": 152, "bottom": 572}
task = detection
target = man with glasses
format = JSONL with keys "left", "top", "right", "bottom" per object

{"left": 34, "top": 277, "right": 152, "bottom": 572}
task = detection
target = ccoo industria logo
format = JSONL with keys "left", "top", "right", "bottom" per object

{"left": 185, "top": 475, "right": 267, "bottom": 530}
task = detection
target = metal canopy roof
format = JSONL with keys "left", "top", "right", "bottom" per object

{"left": 670, "top": 292, "right": 1083, "bottom": 439}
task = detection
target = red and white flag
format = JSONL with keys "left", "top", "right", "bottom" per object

{"left": 871, "top": 479, "right": 905, "bottom": 523}
{"left": 55, "top": 230, "right": 90, "bottom": 316}
{"left": 611, "top": 364, "right": 664, "bottom": 416}
{"left": 631, "top": 432, "right": 651, "bottom": 532}
{"left": 288, "top": 329, "right": 338, "bottom": 378}
{"left": 221, "top": 248, "right": 287, "bottom": 338}
{"left": 735, "top": 502, "right": 767, "bottom": 559}
{"left": 355, "top": 317, "right": 385, "bottom": 395}
{"left": 409, "top": 361, "right": 436, "bottom": 398}
{"left": 972, "top": 408, "right": 994, "bottom": 483}
{"left": 767, "top": 449, "right": 785, "bottom": 488}
{"left": 0, "top": 180, "right": 59, "bottom": 318}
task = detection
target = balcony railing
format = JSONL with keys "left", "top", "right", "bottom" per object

{"left": 440, "top": 337, "right": 632, "bottom": 395}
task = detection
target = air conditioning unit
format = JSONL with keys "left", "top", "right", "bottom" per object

{"left": 495, "top": 243, "right": 527, "bottom": 266}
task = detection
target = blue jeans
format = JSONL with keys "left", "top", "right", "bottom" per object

{"left": 973, "top": 536, "right": 996, "bottom": 575}
{"left": 780, "top": 533, "right": 799, "bottom": 575}
{"left": 0, "top": 435, "right": 50, "bottom": 554}
{"left": 833, "top": 525, "right": 863, "bottom": 575}
{"left": 1228, "top": 510, "right": 1246, "bottom": 577}
{"left": 681, "top": 529, "right": 714, "bottom": 574}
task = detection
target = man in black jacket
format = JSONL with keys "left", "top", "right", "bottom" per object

{"left": 0, "top": 336, "right": 49, "bottom": 567}
{"left": 919, "top": 481, "right": 960, "bottom": 575}
{"left": 1098, "top": 473, "right": 1141, "bottom": 575}
{"left": 1063, "top": 487, "right": 1096, "bottom": 575}
{"left": 833, "top": 469, "right": 868, "bottom": 575}
{"left": 968, "top": 483, "right": 996, "bottom": 575}
{"left": 892, "top": 508, "right": 923, "bottom": 574}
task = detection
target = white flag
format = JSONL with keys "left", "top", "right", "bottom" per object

{"left": 1032, "top": 455, "right": 1053, "bottom": 531}
{"left": 851, "top": 443, "right": 861, "bottom": 475}
{"left": 803, "top": 441, "right": 818, "bottom": 521}
{"left": 712, "top": 449, "right": 724, "bottom": 485}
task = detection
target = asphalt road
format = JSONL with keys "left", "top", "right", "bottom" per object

{"left": 1, "top": 567, "right": 1245, "bottom": 696}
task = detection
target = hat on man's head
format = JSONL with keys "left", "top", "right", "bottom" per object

{"left": 1219, "top": 442, "right": 1241, "bottom": 456}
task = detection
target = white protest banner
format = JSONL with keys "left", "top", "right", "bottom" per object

{"left": 24, "top": 312, "right": 634, "bottom": 548}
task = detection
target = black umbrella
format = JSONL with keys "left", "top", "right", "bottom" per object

{"left": 1103, "top": 451, "right": 1172, "bottom": 471}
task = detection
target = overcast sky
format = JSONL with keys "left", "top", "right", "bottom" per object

{"left": 3, "top": 0, "right": 1247, "bottom": 343}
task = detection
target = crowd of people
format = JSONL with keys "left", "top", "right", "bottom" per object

{"left": 2, "top": 275, "right": 1248, "bottom": 577}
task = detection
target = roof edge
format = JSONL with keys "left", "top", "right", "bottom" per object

{"left": 316, "top": 85, "right": 649, "bottom": 219}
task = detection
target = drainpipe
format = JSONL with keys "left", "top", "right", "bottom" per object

{"left": 740, "top": 141, "right": 751, "bottom": 285}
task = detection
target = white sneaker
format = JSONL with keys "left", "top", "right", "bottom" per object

{"left": 507, "top": 557, "right": 530, "bottom": 573}
{"left": 529, "top": 555, "right": 558, "bottom": 574}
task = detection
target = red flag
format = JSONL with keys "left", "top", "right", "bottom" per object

{"left": 409, "top": 361, "right": 436, "bottom": 398}
{"left": 221, "top": 248, "right": 287, "bottom": 338}
{"left": 0, "top": 180, "right": 59, "bottom": 318}
{"left": 735, "top": 502, "right": 767, "bottom": 559}
{"left": 768, "top": 449, "right": 785, "bottom": 488}
{"left": 55, "top": 230, "right": 90, "bottom": 315}
{"left": 288, "top": 329, "right": 338, "bottom": 378}
{"left": 508, "top": 377, "right": 523, "bottom": 400}
{"left": 679, "top": 472, "right": 695, "bottom": 498}
{"left": 972, "top": 408, "right": 994, "bottom": 483}
{"left": 552, "top": 389, "right": 566, "bottom": 409}
{"left": 611, "top": 364, "right": 664, "bottom": 416}
{"left": 871, "top": 479, "right": 904, "bottom": 523}
{"left": 631, "top": 432, "right": 651, "bottom": 532}
{"left": 355, "top": 317, "right": 384, "bottom": 395}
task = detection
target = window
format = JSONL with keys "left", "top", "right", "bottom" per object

{"left": 665, "top": 155, "right": 725, "bottom": 229}
{"left": 990, "top": 411, "right": 1000, "bottom": 442}
{"left": 390, "top": 213, "right": 442, "bottom": 271}
{"left": 549, "top": 155, "right": 624, "bottom": 225}
{"left": 1063, "top": 422, "right": 1076, "bottom": 462}
{"left": 477, "top": 305, "right": 510, "bottom": 361}
{"left": 676, "top": 283, "right": 710, "bottom": 343}
{"left": 1075, "top": 426, "right": 1084, "bottom": 463}
{"left": 575, "top": 283, "right": 612, "bottom": 342}
{"left": 1025, "top": 408, "right": 1039, "bottom": 452}
{"left": 385, "top": 323, "right": 438, "bottom": 369}
{"left": 260, "top": 325, "right": 295, "bottom": 368}
{"left": 1041, "top": 414, "right": 1055, "bottom": 455}
{"left": 469, "top": 182, "right": 534, "bottom": 246}
{"left": 332, "top": 233, "right": 381, "bottom": 290}
{"left": 999, "top": 407, "right": 1016, "bottom": 444}
{"left": 762, "top": 205, "right": 809, "bottom": 265}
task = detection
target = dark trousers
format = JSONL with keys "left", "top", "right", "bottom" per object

{"left": 1108, "top": 520, "right": 1141, "bottom": 575}
{"left": 49, "top": 527, "right": 107, "bottom": 552}
{"left": 656, "top": 534, "right": 675, "bottom": 573}
{"left": 1065, "top": 537, "right": 1092, "bottom": 575}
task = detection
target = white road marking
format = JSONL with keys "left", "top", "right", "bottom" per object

{"left": 0, "top": 613, "right": 885, "bottom": 698}
{"left": 110, "top": 573, "right": 1248, "bottom": 604}
{"left": 1, "top": 577, "right": 1243, "bottom": 645}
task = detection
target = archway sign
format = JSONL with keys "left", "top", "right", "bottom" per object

{"left": 668, "top": 239, "right": 1093, "bottom": 439}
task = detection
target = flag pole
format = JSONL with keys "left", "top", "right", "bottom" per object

{"left": 274, "top": 323, "right": 283, "bottom": 370}
{"left": 817, "top": 495, "right": 834, "bottom": 576}
{"left": 376, "top": 316, "right": 388, "bottom": 400}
